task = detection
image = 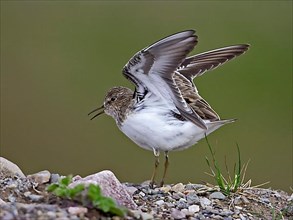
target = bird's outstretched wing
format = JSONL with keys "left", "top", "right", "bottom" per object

{"left": 122, "top": 30, "right": 208, "bottom": 129}
{"left": 174, "top": 44, "right": 249, "bottom": 121}
{"left": 177, "top": 44, "right": 250, "bottom": 80}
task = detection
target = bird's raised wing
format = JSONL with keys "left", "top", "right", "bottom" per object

{"left": 177, "top": 44, "right": 249, "bottom": 80}
{"left": 123, "top": 30, "right": 208, "bottom": 129}
{"left": 173, "top": 44, "right": 249, "bottom": 121}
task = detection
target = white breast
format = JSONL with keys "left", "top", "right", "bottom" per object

{"left": 118, "top": 91, "right": 228, "bottom": 153}
{"left": 120, "top": 107, "right": 203, "bottom": 152}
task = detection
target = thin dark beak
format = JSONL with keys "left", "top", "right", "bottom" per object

{"left": 88, "top": 105, "right": 104, "bottom": 120}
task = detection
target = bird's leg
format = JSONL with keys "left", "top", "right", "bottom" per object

{"left": 160, "top": 151, "right": 169, "bottom": 187}
{"left": 150, "top": 149, "right": 160, "bottom": 188}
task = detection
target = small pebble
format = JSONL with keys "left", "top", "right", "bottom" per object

{"left": 46, "top": 211, "right": 56, "bottom": 218}
{"left": 140, "top": 212, "right": 153, "bottom": 220}
{"left": 129, "top": 210, "right": 141, "bottom": 219}
{"left": 72, "top": 175, "right": 82, "bottom": 182}
{"left": 235, "top": 205, "right": 243, "bottom": 210}
{"left": 260, "top": 197, "right": 270, "bottom": 203}
{"left": 27, "top": 194, "right": 44, "bottom": 202}
{"left": 220, "top": 209, "right": 233, "bottom": 216}
{"left": 186, "top": 192, "right": 200, "bottom": 204}
{"left": 171, "top": 183, "right": 185, "bottom": 193}
{"left": 50, "top": 173, "right": 60, "bottom": 183}
{"left": 139, "top": 191, "right": 146, "bottom": 197}
{"left": 176, "top": 200, "right": 188, "bottom": 209}
{"left": 24, "top": 191, "right": 31, "bottom": 197}
{"left": 165, "top": 202, "right": 175, "bottom": 208}
{"left": 7, "top": 183, "right": 17, "bottom": 189}
{"left": 160, "top": 185, "right": 171, "bottom": 193}
{"left": 173, "top": 192, "right": 185, "bottom": 200}
{"left": 8, "top": 195, "right": 16, "bottom": 202}
{"left": 180, "top": 208, "right": 188, "bottom": 213}
{"left": 155, "top": 199, "right": 165, "bottom": 206}
{"left": 178, "top": 198, "right": 187, "bottom": 203}
{"left": 27, "top": 170, "right": 51, "bottom": 184}
{"left": 239, "top": 213, "right": 246, "bottom": 220}
{"left": 241, "top": 195, "right": 250, "bottom": 204}
{"left": 209, "top": 192, "right": 226, "bottom": 200}
{"left": 199, "top": 197, "right": 211, "bottom": 207}
{"left": 171, "top": 208, "right": 186, "bottom": 219}
{"left": 185, "top": 183, "right": 204, "bottom": 190}
{"left": 188, "top": 204, "right": 200, "bottom": 214}
{"left": 68, "top": 207, "right": 88, "bottom": 215}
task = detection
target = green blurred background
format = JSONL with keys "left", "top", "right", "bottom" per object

{"left": 1, "top": 1, "right": 292, "bottom": 192}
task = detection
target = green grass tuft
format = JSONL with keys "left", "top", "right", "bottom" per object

{"left": 204, "top": 136, "right": 246, "bottom": 196}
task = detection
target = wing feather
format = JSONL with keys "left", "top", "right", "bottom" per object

{"left": 178, "top": 44, "right": 249, "bottom": 79}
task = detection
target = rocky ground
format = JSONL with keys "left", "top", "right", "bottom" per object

{"left": 0, "top": 157, "right": 292, "bottom": 220}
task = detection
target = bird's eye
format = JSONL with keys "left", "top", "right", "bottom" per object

{"left": 110, "top": 97, "right": 116, "bottom": 102}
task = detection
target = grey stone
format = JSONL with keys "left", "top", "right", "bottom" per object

{"left": 209, "top": 192, "right": 226, "bottom": 200}
{"left": 139, "top": 191, "right": 146, "bottom": 197}
{"left": 8, "top": 195, "right": 16, "bottom": 203}
{"left": 171, "top": 183, "right": 185, "bottom": 193}
{"left": 50, "top": 173, "right": 61, "bottom": 183}
{"left": 129, "top": 210, "right": 141, "bottom": 219}
{"left": 155, "top": 199, "right": 165, "bottom": 206}
{"left": 165, "top": 202, "right": 175, "bottom": 208}
{"left": 160, "top": 185, "right": 171, "bottom": 193}
{"left": 185, "top": 183, "right": 205, "bottom": 190}
{"left": 141, "top": 212, "right": 154, "bottom": 220}
{"left": 0, "top": 157, "right": 25, "bottom": 178}
{"left": 199, "top": 197, "right": 211, "bottom": 207}
{"left": 46, "top": 211, "right": 56, "bottom": 219}
{"left": 69, "top": 170, "right": 137, "bottom": 209}
{"left": 27, "top": 170, "right": 51, "bottom": 184}
{"left": 219, "top": 209, "right": 233, "bottom": 216}
{"left": 186, "top": 192, "right": 200, "bottom": 204}
{"left": 178, "top": 198, "right": 187, "bottom": 203}
{"left": 239, "top": 213, "right": 247, "bottom": 220}
{"left": 176, "top": 200, "right": 188, "bottom": 209}
{"left": 25, "top": 193, "right": 44, "bottom": 202}
{"left": 171, "top": 208, "right": 186, "bottom": 219}
{"left": 68, "top": 207, "right": 88, "bottom": 215}
{"left": 188, "top": 204, "right": 200, "bottom": 214}
{"left": 241, "top": 195, "right": 250, "bottom": 204}
{"left": 180, "top": 208, "right": 189, "bottom": 216}
{"left": 260, "top": 197, "right": 270, "bottom": 203}
{"left": 173, "top": 192, "right": 185, "bottom": 200}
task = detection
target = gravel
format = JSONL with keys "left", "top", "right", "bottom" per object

{"left": 0, "top": 165, "right": 292, "bottom": 220}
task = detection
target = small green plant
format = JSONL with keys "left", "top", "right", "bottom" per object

{"left": 47, "top": 175, "right": 125, "bottom": 217}
{"left": 47, "top": 175, "right": 84, "bottom": 198}
{"left": 87, "top": 184, "right": 125, "bottom": 216}
{"left": 205, "top": 136, "right": 246, "bottom": 196}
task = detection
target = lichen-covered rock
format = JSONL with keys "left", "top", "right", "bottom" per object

{"left": 69, "top": 170, "right": 137, "bottom": 209}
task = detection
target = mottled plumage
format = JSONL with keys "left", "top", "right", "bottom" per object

{"left": 89, "top": 30, "right": 249, "bottom": 187}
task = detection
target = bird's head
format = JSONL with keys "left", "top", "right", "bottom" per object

{"left": 88, "top": 86, "right": 133, "bottom": 122}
